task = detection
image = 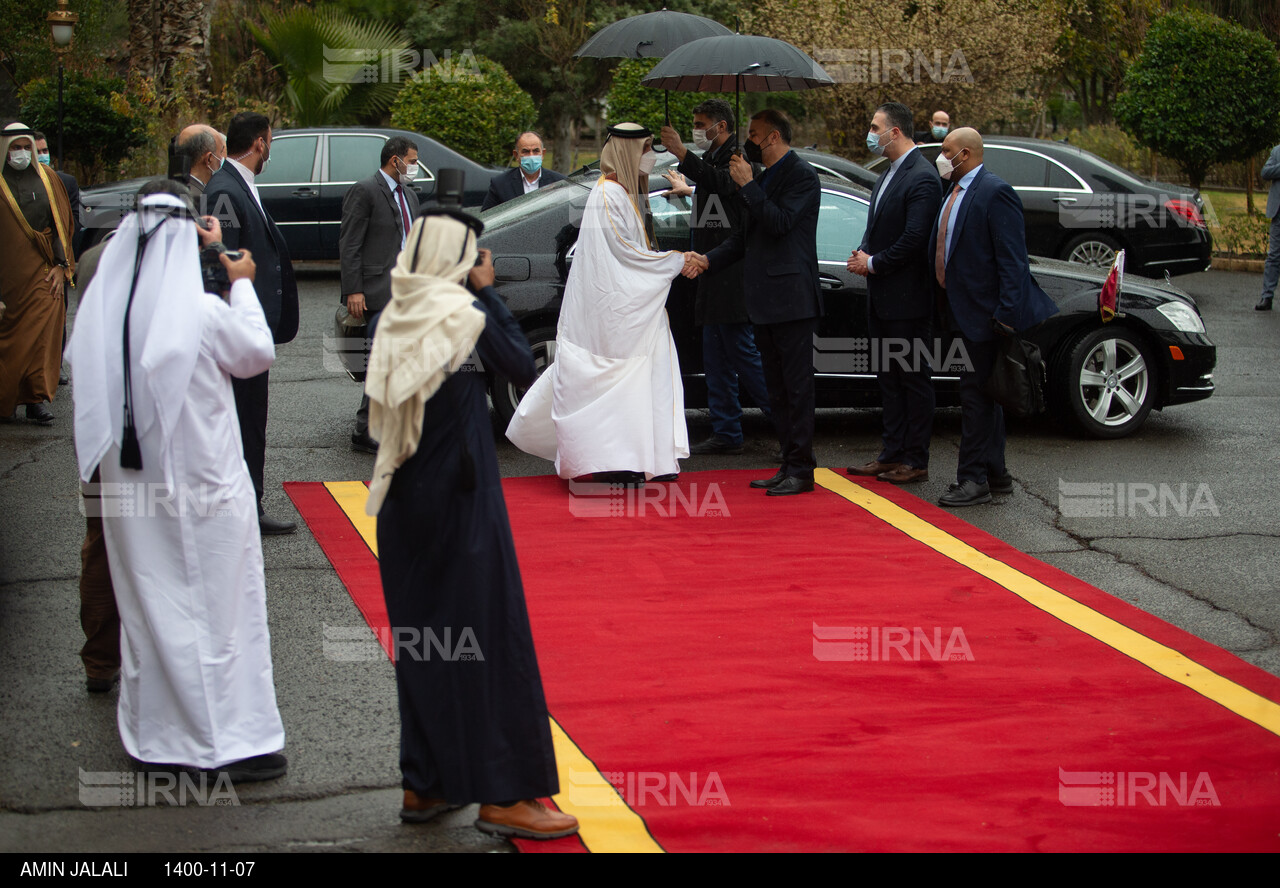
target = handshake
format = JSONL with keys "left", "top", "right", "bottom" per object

{"left": 681, "top": 251, "right": 709, "bottom": 279}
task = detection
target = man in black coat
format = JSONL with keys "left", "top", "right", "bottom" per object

{"left": 205, "top": 112, "right": 300, "bottom": 534}
{"left": 481, "top": 132, "right": 566, "bottom": 210}
{"left": 660, "top": 100, "right": 771, "bottom": 457}
{"left": 340, "top": 135, "right": 421, "bottom": 453}
{"left": 686, "top": 109, "right": 822, "bottom": 496}
{"left": 846, "top": 102, "right": 943, "bottom": 485}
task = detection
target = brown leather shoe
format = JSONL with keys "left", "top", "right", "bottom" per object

{"left": 847, "top": 460, "right": 902, "bottom": 477}
{"left": 878, "top": 465, "right": 929, "bottom": 484}
{"left": 400, "top": 789, "right": 457, "bottom": 823}
{"left": 476, "top": 799, "right": 580, "bottom": 840}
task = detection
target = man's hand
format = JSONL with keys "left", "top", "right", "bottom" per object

{"left": 847, "top": 249, "right": 870, "bottom": 276}
{"left": 659, "top": 125, "right": 688, "bottom": 162}
{"left": 346, "top": 292, "right": 366, "bottom": 320}
{"left": 219, "top": 248, "right": 256, "bottom": 283}
{"left": 728, "top": 153, "right": 753, "bottom": 187}
{"left": 992, "top": 319, "right": 1016, "bottom": 337}
{"left": 469, "top": 248, "right": 496, "bottom": 291}
{"left": 196, "top": 215, "right": 223, "bottom": 247}
{"left": 45, "top": 265, "right": 66, "bottom": 300}
{"left": 662, "top": 170, "right": 693, "bottom": 198}
{"left": 682, "top": 251, "right": 709, "bottom": 279}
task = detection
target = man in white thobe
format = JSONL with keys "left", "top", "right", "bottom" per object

{"left": 506, "top": 123, "right": 690, "bottom": 483}
{"left": 67, "top": 183, "right": 287, "bottom": 781}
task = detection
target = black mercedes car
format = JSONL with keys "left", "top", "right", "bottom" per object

{"left": 78, "top": 127, "right": 502, "bottom": 259}
{"left": 478, "top": 151, "right": 1215, "bottom": 440}
{"left": 865, "top": 137, "right": 1213, "bottom": 278}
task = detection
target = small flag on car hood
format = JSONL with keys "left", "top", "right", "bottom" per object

{"left": 1099, "top": 250, "right": 1124, "bottom": 322}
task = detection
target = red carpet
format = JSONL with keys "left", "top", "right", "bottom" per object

{"left": 287, "top": 471, "right": 1280, "bottom": 852}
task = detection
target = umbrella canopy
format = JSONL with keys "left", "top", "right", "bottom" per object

{"left": 641, "top": 34, "right": 835, "bottom": 91}
{"left": 574, "top": 9, "right": 733, "bottom": 59}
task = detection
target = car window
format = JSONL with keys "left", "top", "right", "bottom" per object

{"left": 328, "top": 134, "right": 387, "bottom": 183}
{"left": 256, "top": 135, "right": 317, "bottom": 185}
{"left": 816, "top": 191, "right": 869, "bottom": 262}
{"left": 480, "top": 176, "right": 583, "bottom": 232}
{"left": 983, "top": 147, "right": 1048, "bottom": 188}
{"left": 1047, "top": 161, "right": 1083, "bottom": 189}
{"left": 650, "top": 190, "right": 691, "bottom": 243}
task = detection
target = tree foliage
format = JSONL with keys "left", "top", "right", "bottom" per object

{"left": 750, "top": 0, "right": 1064, "bottom": 156}
{"left": 250, "top": 4, "right": 411, "bottom": 127}
{"left": 605, "top": 59, "right": 719, "bottom": 136}
{"left": 19, "top": 71, "right": 151, "bottom": 183}
{"left": 1055, "top": 0, "right": 1162, "bottom": 125}
{"left": 390, "top": 54, "right": 537, "bottom": 166}
{"left": 1114, "top": 9, "right": 1280, "bottom": 190}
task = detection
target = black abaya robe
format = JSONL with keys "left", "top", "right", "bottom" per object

{"left": 376, "top": 284, "right": 553, "bottom": 803}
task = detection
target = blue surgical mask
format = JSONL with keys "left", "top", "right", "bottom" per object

{"left": 931, "top": 125, "right": 949, "bottom": 140}
{"left": 37, "top": 152, "right": 51, "bottom": 166}
{"left": 866, "top": 130, "right": 892, "bottom": 156}
{"left": 520, "top": 155, "right": 543, "bottom": 175}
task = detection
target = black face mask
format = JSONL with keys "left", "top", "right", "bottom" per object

{"left": 742, "top": 137, "right": 763, "bottom": 164}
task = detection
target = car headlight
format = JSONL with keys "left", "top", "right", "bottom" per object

{"left": 1156, "top": 302, "right": 1205, "bottom": 333}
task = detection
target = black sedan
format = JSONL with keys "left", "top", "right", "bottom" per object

{"left": 78, "top": 127, "right": 502, "bottom": 259}
{"left": 866, "top": 137, "right": 1212, "bottom": 278}
{"left": 478, "top": 152, "right": 1215, "bottom": 440}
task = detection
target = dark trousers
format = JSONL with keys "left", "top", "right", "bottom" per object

{"left": 870, "top": 313, "right": 935, "bottom": 469}
{"left": 232, "top": 371, "right": 269, "bottom": 513}
{"left": 755, "top": 317, "right": 817, "bottom": 479}
{"left": 355, "top": 308, "right": 382, "bottom": 435}
{"left": 956, "top": 336, "right": 1006, "bottom": 485}
{"left": 703, "top": 322, "right": 771, "bottom": 445}
{"left": 80, "top": 469, "right": 120, "bottom": 679}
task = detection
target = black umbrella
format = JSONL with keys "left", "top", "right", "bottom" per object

{"left": 641, "top": 34, "right": 835, "bottom": 138}
{"left": 574, "top": 9, "right": 733, "bottom": 122}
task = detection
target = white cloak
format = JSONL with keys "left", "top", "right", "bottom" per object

{"left": 84, "top": 280, "right": 284, "bottom": 769}
{"left": 506, "top": 177, "right": 688, "bottom": 479}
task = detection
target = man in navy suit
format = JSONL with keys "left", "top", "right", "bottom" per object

{"left": 686, "top": 109, "right": 822, "bottom": 496}
{"left": 846, "top": 102, "right": 942, "bottom": 485}
{"left": 929, "top": 128, "right": 1057, "bottom": 507}
{"left": 481, "top": 132, "right": 566, "bottom": 210}
{"left": 205, "top": 112, "right": 300, "bottom": 534}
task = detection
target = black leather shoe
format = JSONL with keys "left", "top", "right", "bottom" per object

{"left": 1257, "top": 295, "right": 1274, "bottom": 311}
{"left": 689, "top": 436, "right": 744, "bottom": 455}
{"left": 205, "top": 752, "right": 288, "bottom": 783}
{"left": 25, "top": 403, "right": 54, "bottom": 425}
{"left": 86, "top": 672, "right": 119, "bottom": 693}
{"left": 651, "top": 473, "right": 679, "bottom": 482}
{"left": 938, "top": 480, "right": 992, "bottom": 507}
{"left": 351, "top": 431, "right": 378, "bottom": 454}
{"left": 766, "top": 476, "right": 815, "bottom": 496}
{"left": 259, "top": 514, "right": 297, "bottom": 535}
{"left": 593, "top": 471, "right": 645, "bottom": 486}
{"left": 988, "top": 471, "right": 1014, "bottom": 495}
{"left": 750, "top": 469, "right": 787, "bottom": 490}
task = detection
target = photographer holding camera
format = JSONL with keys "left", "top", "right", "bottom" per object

{"left": 67, "top": 178, "right": 290, "bottom": 784}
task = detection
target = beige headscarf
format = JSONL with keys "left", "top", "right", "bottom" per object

{"left": 599, "top": 122, "right": 655, "bottom": 248}
{"left": 364, "top": 212, "right": 487, "bottom": 515}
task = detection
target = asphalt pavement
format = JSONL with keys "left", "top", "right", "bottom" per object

{"left": 0, "top": 265, "right": 1275, "bottom": 854}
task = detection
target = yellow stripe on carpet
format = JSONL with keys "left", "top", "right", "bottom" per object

{"left": 814, "top": 468, "right": 1280, "bottom": 738}
{"left": 324, "top": 479, "right": 662, "bottom": 852}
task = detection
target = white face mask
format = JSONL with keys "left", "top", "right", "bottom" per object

{"left": 399, "top": 160, "right": 418, "bottom": 185}
{"left": 936, "top": 151, "right": 955, "bottom": 179}
{"left": 638, "top": 151, "right": 657, "bottom": 176}
{"left": 692, "top": 122, "right": 719, "bottom": 151}
{"left": 8, "top": 149, "right": 32, "bottom": 171}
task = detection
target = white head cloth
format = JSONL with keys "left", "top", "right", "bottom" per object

{"left": 364, "top": 213, "right": 486, "bottom": 515}
{"left": 67, "top": 193, "right": 203, "bottom": 482}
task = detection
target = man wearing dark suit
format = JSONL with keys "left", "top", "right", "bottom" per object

{"left": 175, "top": 123, "right": 227, "bottom": 201}
{"left": 687, "top": 109, "right": 822, "bottom": 496}
{"left": 847, "top": 102, "right": 942, "bottom": 485}
{"left": 481, "top": 132, "right": 566, "bottom": 210}
{"left": 659, "top": 100, "right": 771, "bottom": 456}
{"left": 341, "top": 135, "right": 421, "bottom": 452}
{"left": 929, "top": 127, "right": 1057, "bottom": 507}
{"left": 205, "top": 112, "right": 300, "bottom": 534}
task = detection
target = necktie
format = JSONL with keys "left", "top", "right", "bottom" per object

{"left": 396, "top": 186, "right": 411, "bottom": 244}
{"left": 935, "top": 181, "right": 962, "bottom": 288}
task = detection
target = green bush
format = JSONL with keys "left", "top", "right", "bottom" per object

{"left": 390, "top": 54, "right": 536, "bottom": 167}
{"left": 20, "top": 72, "right": 152, "bottom": 184}
{"left": 605, "top": 59, "right": 719, "bottom": 138}
{"left": 1213, "top": 212, "right": 1272, "bottom": 257}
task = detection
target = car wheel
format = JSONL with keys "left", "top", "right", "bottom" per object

{"left": 1052, "top": 326, "right": 1156, "bottom": 439}
{"left": 1063, "top": 233, "right": 1121, "bottom": 269}
{"left": 491, "top": 326, "right": 557, "bottom": 430}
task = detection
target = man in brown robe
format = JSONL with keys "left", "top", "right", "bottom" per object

{"left": 0, "top": 122, "right": 75, "bottom": 424}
